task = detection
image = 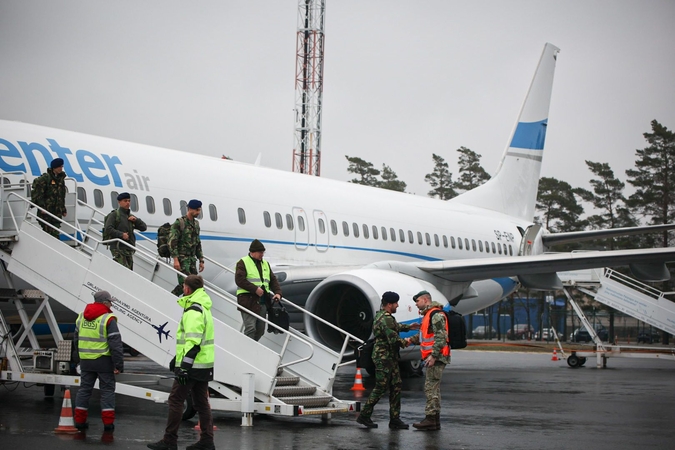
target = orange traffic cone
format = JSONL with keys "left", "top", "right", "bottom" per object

{"left": 350, "top": 368, "right": 366, "bottom": 391}
{"left": 551, "top": 349, "right": 559, "bottom": 361}
{"left": 54, "top": 388, "right": 79, "bottom": 434}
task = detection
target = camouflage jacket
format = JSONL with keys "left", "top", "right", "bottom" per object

{"left": 168, "top": 215, "right": 203, "bottom": 260}
{"left": 371, "top": 309, "right": 412, "bottom": 363}
{"left": 409, "top": 301, "right": 451, "bottom": 364}
{"left": 31, "top": 168, "right": 66, "bottom": 216}
{"left": 104, "top": 207, "right": 148, "bottom": 249}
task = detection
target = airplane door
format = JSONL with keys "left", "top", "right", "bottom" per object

{"left": 292, "top": 207, "right": 309, "bottom": 250}
{"left": 313, "top": 210, "right": 329, "bottom": 252}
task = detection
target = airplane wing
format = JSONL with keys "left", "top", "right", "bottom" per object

{"left": 415, "top": 247, "right": 675, "bottom": 283}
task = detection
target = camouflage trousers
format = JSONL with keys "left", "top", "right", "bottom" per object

{"left": 171, "top": 256, "right": 198, "bottom": 296}
{"left": 423, "top": 362, "right": 446, "bottom": 415}
{"left": 38, "top": 213, "right": 61, "bottom": 239}
{"left": 111, "top": 247, "right": 134, "bottom": 270}
{"left": 359, "top": 360, "right": 402, "bottom": 420}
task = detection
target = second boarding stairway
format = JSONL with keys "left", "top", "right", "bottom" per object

{"left": 0, "top": 178, "right": 358, "bottom": 421}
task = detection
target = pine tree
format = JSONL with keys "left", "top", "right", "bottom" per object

{"left": 625, "top": 120, "right": 675, "bottom": 247}
{"left": 535, "top": 177, "right": 586, "bottom": 247}
{"left": 378, "top": 164, "right": 407, "bottom": 192}
{"left": 454, "top": 146, "right": 491, "bottom": 193}
{"left": 425, "top": 153, "right": 456, "bottom": 200}
{"left": 345, "top": 156, "right": 380, "bottom": 187}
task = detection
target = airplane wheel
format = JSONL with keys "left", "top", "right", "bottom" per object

{"left": 578, "top": 357, "right": 587, "bottom": 367}
{"left": 182, "top": 393, "right": 196, "bottom": 421}
{"left": 567, "top": 354, "right": 581, "bottom": 368}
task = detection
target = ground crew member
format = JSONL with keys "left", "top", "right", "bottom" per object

{"left": 104, "top": 192, "right": 147, "bottom": 270}
{"left": 357, "top": 291, "right": 419, "bottom": 429}
{"left": 406, "top": 290, "right": 450, "bottom": 431}
{"left": 31, "top": 157, "right": 67, "bottom": 238}
{"left": 147, "top": 275, "right": 215, "bottom": 450}
{"left": 169, "top": 199, "right": 204, "bottom": 296}
{"left": 235, "top": 239, "right": 282, "bottom": 341}
{"left": 73, "top": 290, "right": 124, "bottom": 432}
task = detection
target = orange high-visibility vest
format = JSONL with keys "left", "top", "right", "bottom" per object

{"left": 420, "top": 307, "right": 450, "bottom": 359}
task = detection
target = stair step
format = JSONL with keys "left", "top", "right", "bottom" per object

{"left": 280, "top": 395, "right": 332, "bottom": 408}
{"left": 275, "top": 376, "right": 300, "bottom": 386}
{"left": 273, "top": 385, "right": 316, "bottom": 397}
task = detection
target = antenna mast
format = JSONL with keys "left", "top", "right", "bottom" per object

{"left": 292, "top": 0, "right": 325, "bottom": 176}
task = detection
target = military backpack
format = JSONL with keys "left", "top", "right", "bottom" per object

{"left": 102, "top": 209, "right": 121, "bottom": 242}
{"left": 157, "top": 217, "right": 188, "bottom": 258}
{"left": 428, "top": 309, "right": 468, "bottom": 349}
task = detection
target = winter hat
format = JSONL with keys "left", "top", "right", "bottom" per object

{"left": 94, "top": 291, "right": 113, "bottom": 303}
{"left": 249, "top": 239, "right": 266, "bottom": 252}
{"left": 117, "top": 192, "right": 130, "bottom": 201}
{"left": 187, "top": 199, "right": 202, "bottom": 209}
{"left": 50, "top": 158, "right": 64, "bottom": 169}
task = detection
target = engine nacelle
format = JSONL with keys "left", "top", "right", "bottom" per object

{"left": 303, "top": 268, "right": 447, "bottom": 353}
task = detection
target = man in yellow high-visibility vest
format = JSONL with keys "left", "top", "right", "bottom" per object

{"left": 235, "top": 239, "right": 282, "bottom": 341}
{"left": 73, "top": 290, "right": 124, "bottom": 432}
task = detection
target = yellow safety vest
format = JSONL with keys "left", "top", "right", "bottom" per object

{"left": 76, "top": 313, "right": 114, "bottom": 359}
{"left": 236, "top": 256, "right": 271, "bottom": 295}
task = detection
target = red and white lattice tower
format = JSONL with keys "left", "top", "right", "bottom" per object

{"left": 292, "top": 0, "right": 326, "bottom": 176}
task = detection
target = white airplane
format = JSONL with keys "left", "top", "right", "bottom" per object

{"left": 0, "top": 43, "right": 673, "bottom": 358}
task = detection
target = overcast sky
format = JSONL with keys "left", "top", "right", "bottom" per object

{"left": 1, "top": 1, "right": 674, "bottom": 204}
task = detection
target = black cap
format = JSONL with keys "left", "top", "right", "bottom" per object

{"left": 50, "top": 158, "right": 64, "bottom": 169}
{"left": 381, "top": 291, "right": 400, "bottom": 304}
{"left": 249, "top": 239, "right": 266, "bottom": 252}
{"left": 117, "top": 192, "right": 130, "bottom": 201}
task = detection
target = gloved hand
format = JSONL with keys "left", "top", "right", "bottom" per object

{"left": 175, "top": 367, "right": 189, "bottom": 385}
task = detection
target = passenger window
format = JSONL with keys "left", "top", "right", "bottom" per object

{"left": 417, "top": 232, "right": 423, "bottom": 245}
{"left": 163, "top": 198, "right": 172, "bottom": 216}
{"left": 471, "top": 239, "right": 476, "bottom": 251}
{"left": 353, "top": 223, "right": 359, "bottom": 238}
{"left": 434, "top": 234, "right": 439, "bottom": 247}
{"left": 180, "top": 200, "right": 187, "bottom": 216}
{"left": 130, "top": 194, "right": 139, "bottom": 212}
{"left": 146, "top": 196, "right": 156, "bottom": 214}
{"left": 498, "top": 242, "right": 502, "bottom": 254}
{"left": 425, "top": 233, "right": 431, "bottom": 246}
{"left": 298, "top": 216, "right": 306, "bottom": 231}
{"left": 331, "top": 220, "right": 338, "bottom": 235}
{"left": 372, "top": 225, "right": 378, "bottom": 240}
{"left": 110, "top": 191, "right": 118, "bottom": 206}
{"left": 408, "top": 230, "right": 413, "bottom": 243}
{"left": 362, "top": 224, "right": 369, "bottom": 239}
{"left": 342, "top": 221, "right": 349, "bottom": 237}
{"left": 503, "top": 243, "right": 508, "bottom": 255}
{"left": 491, "top": 242, "right": 496, "bottom": 253}
{"left": 94, "top": 189, "right": 103, "bottom": 208}
{"left": 485, "top": 241, "right": 490, "bottom": 253}
{"left": 286, "top": 214, "right": 294, "bottom": 230}
{"left": 390, "top": 228, "right": 396, "bottom": 242}
{"left": 77, "top": 187, "right": 87, "bottom": 203}
{"left": 318, "top": 218, "right": 326, "bottom": 234}
{"left": 443, "top": 235, "right": 448, "bottom": 248}
{"left": 209, "top": 204, "right": 217, "bottom": 221}
{"left": 509, "top": 244, "right": 513, "bottom": 256}
{"left": 263, "top": 211, "right": 271, "bottom": 228}
{"left": 465, "top": 238, "right": 470, "bottom": 251}
{"left": 478, "top": 240, "right": 484, "bottom": 252}
{"left": 458, "top": 237, "right": 463, "bottom": 250}
{"left": 275, "top": 213, "right": 283, "bottom": 229}
{"left": 238, "top": 208, "right": 246, "bottom": 225}
{"left": 381, "top": 227, "right": 387, "bottom": 241}
{"left": 451, "top": 236, "right": 456, "bottom": 249}
{"left": 399, "top": 229, "right": 405, "bottom": 242}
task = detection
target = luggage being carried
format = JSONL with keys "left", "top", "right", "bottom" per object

{"left": 356, "top": 338, "right": 375, "bottom": 373}
{"left": 267, "top": 302, "right": 290, "bottom": 334}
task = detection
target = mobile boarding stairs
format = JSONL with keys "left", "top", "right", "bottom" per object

{"left": 557, "top": 267, "right": 675, "bottom": 368}
{"left": 0, "top": 174, "right": 360, "bottom": 425}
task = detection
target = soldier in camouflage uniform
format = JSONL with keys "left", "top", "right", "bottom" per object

{"left": 407, "top": 290, "right": 451, "bottom": 431}
{"left": 356, "top": 291, "right": 419, "bottom": 429}
{"left": 169, "top": 199, "right": 205, "bottom": 296}
{"left": 31, "top": 158, "right": 67, "bottom": 239}
{"left": 104, "top": 192, "right": 147, "bottom": 270}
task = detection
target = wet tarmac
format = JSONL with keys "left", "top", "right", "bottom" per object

{"left": 1, "top": 351, "right": 674, "bottom": 449}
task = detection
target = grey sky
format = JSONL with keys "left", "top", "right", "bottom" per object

{"left": 1, "top": 1, "right": 674, "bottom": 206}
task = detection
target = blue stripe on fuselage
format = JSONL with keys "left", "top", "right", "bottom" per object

{"left": 509, "top": 119, "right": 547, "bottom": 150}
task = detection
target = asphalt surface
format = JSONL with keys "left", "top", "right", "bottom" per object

{"left": 1, "top": 350, "right": 674, "bottom": 450}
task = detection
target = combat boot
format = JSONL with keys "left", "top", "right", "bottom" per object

{"left": 412, "top": 415, "right": 437, "bottom": 430}
{"left": 356, "top": 414, "right": 378, "bottom": 428}
{"left": 388, "top": 417, "right": 409, "bottom": 429}
{"left": 435, "top": 412, "right": 441, "bottom": 430}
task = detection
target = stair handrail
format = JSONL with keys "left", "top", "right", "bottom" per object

{"left": 603, "top": 268, "right": 669, "bottom": 302}
{"left": 3, "top": 193, "right": 319, "bottom": 373}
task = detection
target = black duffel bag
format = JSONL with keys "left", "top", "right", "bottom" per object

{"left": 267, "top": 302, "right": 290, "bottom": 334}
